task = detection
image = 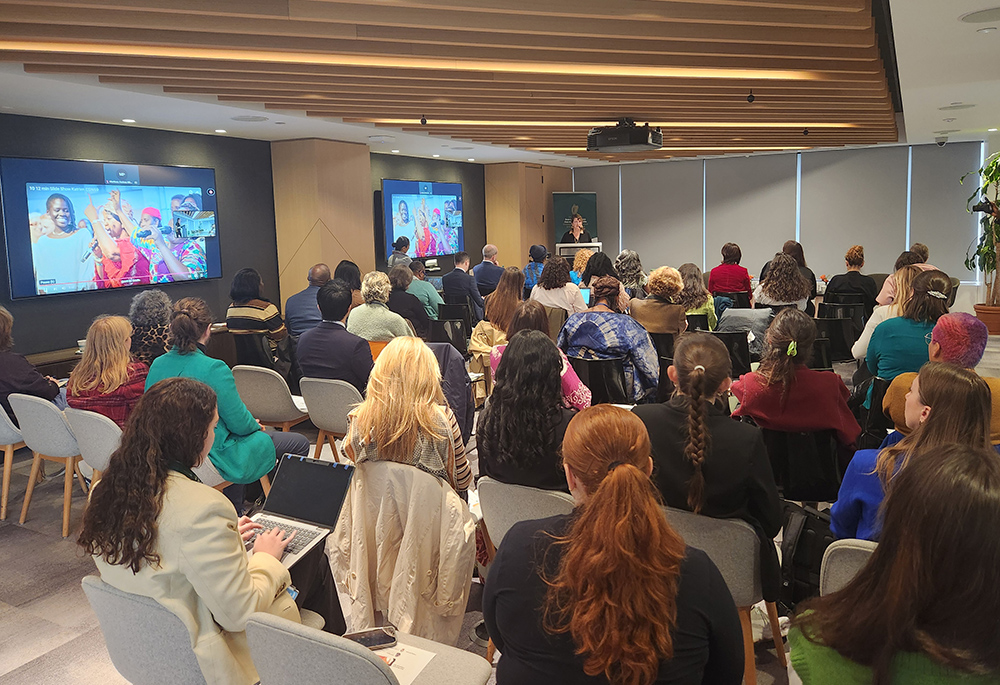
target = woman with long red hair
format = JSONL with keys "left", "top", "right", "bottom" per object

{"left": 483, "top": 405, "right": 742, "bottom": 685}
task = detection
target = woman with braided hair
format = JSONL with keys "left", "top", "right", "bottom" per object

{"left": 633, "top": 332, "right": 782, "bottom": 602}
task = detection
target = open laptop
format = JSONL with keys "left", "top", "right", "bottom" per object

{"left": 579, "top": 287, "right": 592, "bottom": 307}
{"left": 245, "top": 454, "right": 354, "bottom": 569}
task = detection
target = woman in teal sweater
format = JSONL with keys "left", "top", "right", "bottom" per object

{"left": 790, "top": 443, "right": 1000, "bottom": 684}
{"left": 146, "top": 297, "right": 309, "bottom": 486}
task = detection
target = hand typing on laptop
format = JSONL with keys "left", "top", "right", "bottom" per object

{"left": 240, "top": 515, "right": 296, "bottom": 560}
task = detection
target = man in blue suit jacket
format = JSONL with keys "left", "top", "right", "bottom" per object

{"left": 472, "top": 244, "right": 505, "bottom": 297}
{"left": 284, "top": 263, "right": 330, "bottom": 338}
{"left": 442, "top": 251, "right": 485, "bottom": 323}
{"left": 297, "top": 278, "right": 374, "bottom": 395}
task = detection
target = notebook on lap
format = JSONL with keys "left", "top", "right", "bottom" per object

{"left": 246, "top": 454, "right": 354, "bottom": 569}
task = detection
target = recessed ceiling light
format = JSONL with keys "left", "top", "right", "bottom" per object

{"left": 215, "top": 129, "right": 227, "bottom": 133}
{"left": 990, "top": 128, "right": 999, "bottom": 132}
{"left": 432, "top": 154, "right": 440, "bottom": 158}
{"left": 943, "top": 117, "right": 957, "bottom": 122}
{"left": 275, "top": 121, "right": 286, "bottom": 125}
{"left": 467, "top": 158, "right": 475, "bottom": 162}
{"left": 391, "top": 149, "right": 400, "bottom": 153}
{"left": 978, "top": 26, "right": 998, "bottom": 33}
{"left": 939, "top": 103, "right": 976, "bottom": 110}
{"left": 122, "top": 118, "right": 135, "bottom": 123}
{"left": 230, "top": 115, "right": 268, "bottom": 122}
{"left": 961, "top": 8, "right": 1000, "bottom": 23}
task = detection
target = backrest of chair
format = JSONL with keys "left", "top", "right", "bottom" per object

{"left": 808, "top": 338, "right": 834, "bottom": 372}
{"left": 820, "top": 539, "right": 877, "bottom": 596}
{"left": 64, "top": 408, "right": 121, "bottom": 473}
{"left": 300, "top": 377, "right": 363, "bottom": 435}
{"left": 81, "top": 576, "right": 206, "bottom": 685}
{"left": 710, "top": 331, "right": 751, "bottom": 376}
{"left": 686, "top": 313, "right": 710, "bottom": 331}
{"left": 813, "top": 317, "right": 855, "bottom": 362}
{"left": 865, "top": 377, "right": 894, "bottom": 431}
{"left": 439, "top": 301, "right": 472, "bottom": 336}
{"left": 9, "top": 394, "right": 79, "bottom": 458}
{"left": 428, "top": 318, "right": 469, "bottom": 357}
{"left": 817, "top": 303, "right": 864, "bottom": 340}
{"left": 823, "top": 292, "right": 865, "bottom": 306}
{"left": 478, "top": 476, "right": 575, "bottom": 548}
{"left": 761, "top": 428, "right": 842, "bottom": 502}
{"left": 232, "top": 332, "right": 275, "bottom": 369}
{"left": 0, "top": 405, "right": 21, "bottom": 446}
{"left": 368, "top": 340, "right": 388, "bottom": 361}
{"left": 948, "top": 277, "right": 960, "bottom": 308}
{"left": 191, "top": 455, "right": 227, "bottom": 487}
{"left": 567, "top": 357, "right": 629, "bottom": 405}
{"left": 233, "top": 365, "right": 303, "bottom": 423}
{"left": 716, "top": 291, "right": 751, "bottom": 309}
{"left": 663, "top": 507, "right": 761, "bottom": 607}
{"left": 543, "top": 306, "right": 568, "bottom": 342}
{"left": 246, "top": 612, "right": 398, "bottom": 685}
{"left": 649, "top": 332, "right": 675, "bottom": 358}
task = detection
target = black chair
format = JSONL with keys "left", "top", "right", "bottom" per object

{"left": 852, "top": 376, "right": 894, "bottom": 451}
{"left": 709, "top": 331, "right": 751, "bottom": 377}
{"left": 813, "top": 317, "right": 855, "bottom": 362}
{"left": 649, "top": 333, "right": 676, "bottom": 403}
{"left": 438, "top": 303, "right": 472, "bottom": 339}
{"left": 948, "top": 277, "right": 960, "bottom": 308}
{"left": 686, "top": 314, "right": 710, "bottom": 331}
{"left": 567, "top": 357, "right": 629, "bottom": 405}
{"left": 807, "top": 338, "right": 834, "bottom": 372}
{"left": 649, "top": 332, "right": 675, "bottom": 359}
{"left": 715, "top": 291, "right": 751, "bottom": 309}
{"left": 232, "top": 333, "right": 302, "bottom": 393}
{"left": 761, "top": 428, "right": 842, "bottom": 503}
{"left": 428, "top": 318, "right": 469, "bottom": 358}
{"left": 822, "top": 292, "right": 865, "bottom": 306}
{"left": 818, "top": 303, "right": 865, "bottom": 340}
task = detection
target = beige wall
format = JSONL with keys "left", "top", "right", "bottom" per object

{"left": 271, "top": 138, "right": 374, "bottom": 305}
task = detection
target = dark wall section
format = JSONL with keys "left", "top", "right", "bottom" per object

{"left": 369, "top": 153, "right": 485, "bottom": 275}
{"left": 0, "top": 114, "right": 278, "bottom": 355}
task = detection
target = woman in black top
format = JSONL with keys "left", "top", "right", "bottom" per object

{"left": 0, "top": 306, "right": 61, "bottom": 425}
{"left": 632, "top": 332, "right": 782, "bottom": 601}
{"left": 824, "top": 244, "right": 878, "bottom": 316}
{"left": 386, "top": 265, "right": 430, "bottom": 338}
{"left": 484, "top": 405, "right": 742, "bottom": 685}
{"left": 477, "top": 329, "right": 575, "bottom": 491}
{"left": 559, "top": 213, "right": 592, "bottom": 244}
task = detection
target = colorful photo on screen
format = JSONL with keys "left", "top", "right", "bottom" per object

{"left": 382, "top": 179, "right": 464, "bottom": 260}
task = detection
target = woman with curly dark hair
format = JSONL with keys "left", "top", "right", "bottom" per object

{"left": 478, "top": 330, "right": 576, "bottom": 491}
{"left": 529, "top": 255, "right": 587, "bottom": 315}
{"left": 79, "top": 377, "right": 344, "bottom": 685}
{"left": 483, "top": 405, "right": 743, "bottom": 685}
{"left": 580, "top": 251, "right": 629, "bottom": 312}
{"left": 753, "top": 253, "right": 810, "bottom": 310}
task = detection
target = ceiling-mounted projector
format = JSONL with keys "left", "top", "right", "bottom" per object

{"left": 587, "top": 118, "right": 662, "bottom": 152}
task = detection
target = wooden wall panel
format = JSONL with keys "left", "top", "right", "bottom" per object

{"left": 485, "top": 162, "right": 524, "bottom": 268}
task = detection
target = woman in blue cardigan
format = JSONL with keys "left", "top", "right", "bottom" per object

{"left": 146, "top": 298, "right": 309, "bottom": 495}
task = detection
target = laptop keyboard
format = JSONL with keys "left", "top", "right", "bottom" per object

{"left": 246, "top": 516, "right": 322, "bottom": 557}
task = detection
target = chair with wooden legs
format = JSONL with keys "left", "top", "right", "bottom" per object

{"left": 0, "top": 409, "right": 25, "bottom": 520}
{"left": 299, "top": 378, "right": 363, "bottom": 462}
{"left": 233, "top": 365, "right": 310, "bottom": 432}
{"left": 10, "top": 394, "right": 86, "bottom": 538}
{"left": 64, "top": 408, "right": 121, "bottom": 485}
{"left": 664, "top": 506, "right": 787, "bottom": 685}
{"left": 191, "top": 453, "right": 272, "bottom": 496}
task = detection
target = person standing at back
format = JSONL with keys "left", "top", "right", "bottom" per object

{"left": 284, "top": 263, "right": 330, "bottom": 339}
{"left": 297, "top": 279, "right": 374, "bottom": 395}
{"left": 472, "top": 244, "right": 505, "bottom": 297}
{"left": 442, "top": 251, "right": 485, "bottom": 322}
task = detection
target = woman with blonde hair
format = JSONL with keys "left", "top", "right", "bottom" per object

{"left": 484, "top": 405, "right": 742, "bottom": 684}
{"left": 345, "top": 336, "right": 472, "bottom": 493}
{"left": 67, "top": 315, "right": 148, "bottom": 427}
{"left": 346, "top": 270, "right": 412, "bottom": 341}
{"left": 852, "top": 263, "right": 922, "bottom": 361}
{"left": 628, "top": 266, "right": 688, "bottom": 334}
{"left": 570, "top": 248, "right": 593, "bottom": 286}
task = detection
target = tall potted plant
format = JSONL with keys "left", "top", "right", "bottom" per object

{"left": 963, "top": 151, "right": 1000, "bottom": 332}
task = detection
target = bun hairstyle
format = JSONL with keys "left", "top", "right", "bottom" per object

{"left": 845, "top": 245, "right": 865, "bottom": 267}
{"left": 672, "top": 332, "right": 732, "bottom": 513}
{"left": 545, "top": 406, "right": 685, "bottom": 685}
{"left": 392, "top": 236, "right": 410, "bottom": 251}
{"left": 903, "top": 269, "right": 952, "bottom": 323}
{"left": 757, "top": 308, "right": 817, "bottom": 403}
{"left": 169, "top": 297, "right": 214, "bottom": 352}
{"left": 592, "top": 276, "right": 623, "bottom": 312}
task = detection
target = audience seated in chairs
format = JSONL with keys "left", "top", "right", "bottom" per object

{"left": 866, "top": 269, "right": 951, "bottom": 384}
{"left": 678, "top": 262, "right": 718, "bottom": 330}
{"left": 759, "top": 240, "right": 817, "bottom": 314}
{"left": 442, "top": 251, "right": 485, "bottom": 322}
{"left": 824, "top": 245, "right": 877, "bottom": 317}
{"left": 614, "top": 249, "right": 647, "bottom": 299}
{"left": 628, "top": 266, "right": 688, "bottom": 334}
{"left": 633, "top": 332, "right": 783, "bottom": 606}
{"left": 831, "top": 362, "right": 991, "bottom": 541}
{"left": 569, "top": 248, "right": 593, "bottom": 286}
{"left": 128, "top": 288, "right": 171, "bottom": 366}
{"left": 557, "top": 277, "right": 660, "bottom": 404}
{"left": 708, "top": 242, "right": 752, "bottom": 298}
{"left": 529, "top": 255, "right": 587, "bottom": 315}
{"left": 791, "top": 443, "right": 1000, "bottom": 684}
{"left": 852, "top": 264, "right": 922, "bottom": 362}
{"left": 296, "top": 278, "right": 373, "bottom": 396}
{"left": 333, "top": 259, "right": 365, "bottom": 315}
{"left": 483, "top": 405, "right": 743, "bottom": 685}
{"left": 67, "top": 315, "right": 147, "bottom": 428}
{"left": 387, "top": 265, "right": 431, "bottom": 339}
{"left": 283, "top": 263, "right": 330, "bottom": 339}
{"left": 732, "top": 309, "right": 860, "bottom": 458}
{"left": 78, "top": 378, "right": 344, "bottom": 685}
{"left": 491, "top": 300, "right": 591, "bottom": 411}
{"left": 753, "top": 253, "right": 811, "bottom": 311}
{"left": 226, "top": 267, "right": 288, "bottom": 352}
{"left": 407, "top": 260, "right": 444, "bottom": 320}
{"left": 0, "top": 305, "right": 62, "bottom": 425}
{"left": 469, "top": 267, "right": 523, "bottom": 403}
{"left": 346, "top": 271, "right": 412, "bottom": 342}
{"left": 478, "top": 330, "right": 576, "bottom": 492}
{"left": 875, "top": 243, "right": 938, "bottom": 306}
{"left": 883, "top": 313, "right": 1000, "bottom": 442}
{"left": 580, "top": 251, "right": 631, "bottom": 313}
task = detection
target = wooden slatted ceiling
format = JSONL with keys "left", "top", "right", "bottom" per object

{"left": 0, "top": 0, "right": 897, "bottom": 162}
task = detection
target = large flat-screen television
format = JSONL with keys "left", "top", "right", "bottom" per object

{"left": 0, "top": 157, "right": 223, "bottom": 299}
{"left": 381, "top": 179, "right": 464, "bottom": 260}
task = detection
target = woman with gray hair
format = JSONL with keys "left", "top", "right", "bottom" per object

{"left": 128, "top": 288, "right": 172, "bottom": 365}
{"left": 614, "top": 249, "right": 647, "bottom": 299}
{"left": 345, "top": 271, "right": 412, "bottom": 341}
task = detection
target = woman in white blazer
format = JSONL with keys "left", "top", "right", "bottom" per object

{"left": 79, "top": 377, "right": 302, "bottom": 685}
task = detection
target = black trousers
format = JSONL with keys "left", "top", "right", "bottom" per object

{"left": 290, "top": 543, "right": 347, "bottom": 635}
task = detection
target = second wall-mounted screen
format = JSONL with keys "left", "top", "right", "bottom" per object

{"left": 382, "top": 178, "right": 464, "bottom": 260}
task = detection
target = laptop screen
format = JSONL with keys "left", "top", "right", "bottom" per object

{"left": 427, "top": 276, "right": 444, "bottom": 292}
{"left": 578, "top": 287, "right": 591, "bottom": 306}
{"left": 263, "top": 454, "right": 354, "bottom": 528}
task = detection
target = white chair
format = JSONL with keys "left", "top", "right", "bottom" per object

{"left": 64, "top": 407, "right": 122, "bottom": 483}
{"left": 233, "top": 365, "right": 309, "bottom": 432}
{"left": 819, "top": 539, "right": 877, "bottom": 596}
{"left": 299, "top": 378, "right": 363, "bottom": 461}
{"left": 11, "top": 394, "right": 85, "bottom": 537}
{"left": 81, "top": 575, "right": 206, "bottom": 685}
{"left": 664, "top": 506, "right": 786, "bottom": 685}
{"left": 476, "top": 476, "right": 575, "bottom": 550}
{"left": 0, "top": 408, "right": 25, "bottom": 520}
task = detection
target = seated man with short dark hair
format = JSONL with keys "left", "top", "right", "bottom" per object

{"left": 442, "top": 251, "right": 485, "bottom": 323}
{"left": 296, "top": 278, "right": 374, "bottom": 395}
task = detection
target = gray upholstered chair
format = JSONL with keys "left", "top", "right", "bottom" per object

{"left": 11, "top": 394, "right": 84, "bottom": 537}
{"left": 233, "top": 365, "right": 309, "bottom": 432}
{"left": 0, "top": 408, "right": 25, "bottom": 520}
{"left": 64, "top": 407, "right": 121, "bottom": 482}
{"left": 664, "top": 506, "right": 786, "bottom": 685}
{"left": 819, "top": 539, "right": 877, "bottom": 596}
{"left": 81, "top": 575, "right": 206, "bottom": 685}
{"left": 299, "top": 378, "right": 363, "bottom": 461}
{"left": 246, "top": 612, "right": 493, "bottom": 685}
{"left": 477, "top": 476, "right": 575, "bottom": 550}
{"left": 188, "top": 452, "right": 274, "bottom": 498}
